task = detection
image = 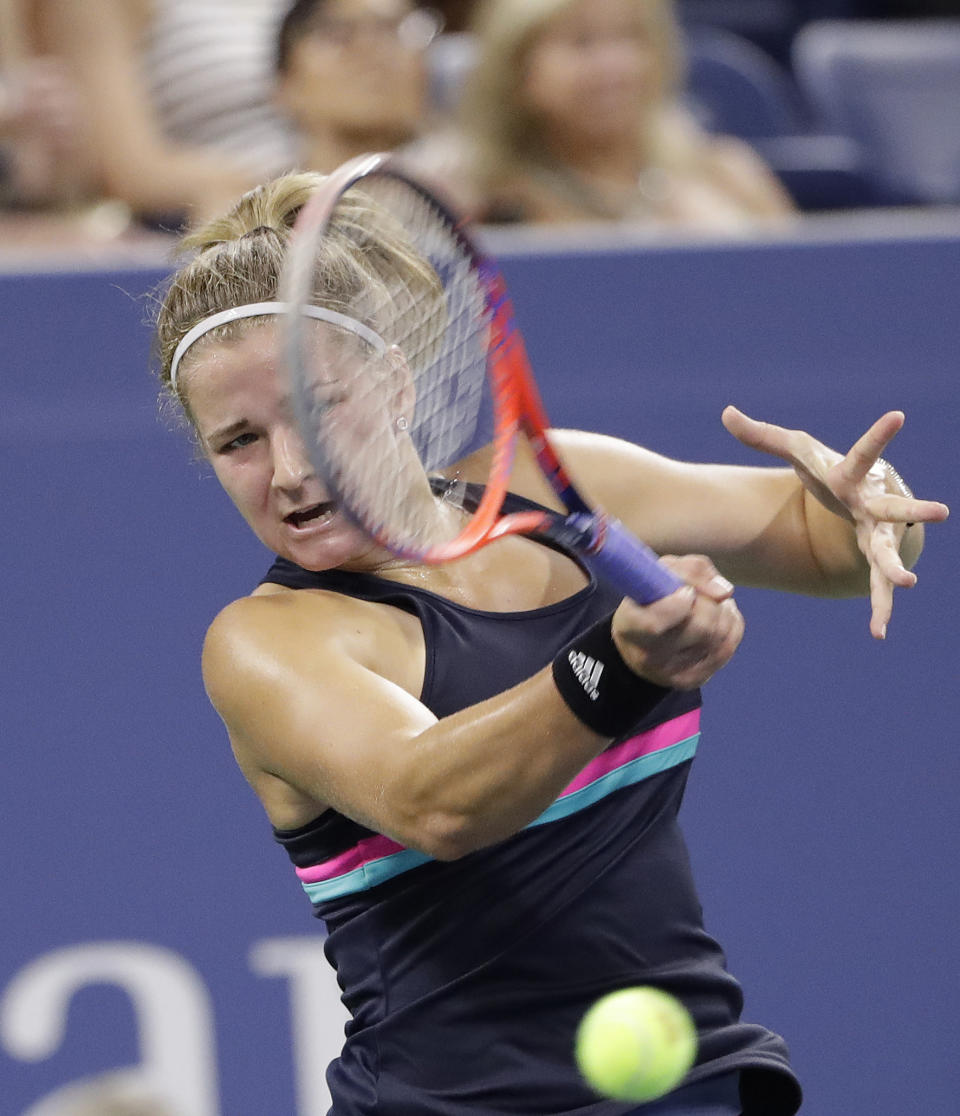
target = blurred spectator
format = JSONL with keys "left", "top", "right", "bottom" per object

{"left": 275, "top": 0, "right": 442, "bottom": 172}
{"left": 39, "top": 0, "right": 297, "bottom": 226}
{"left": 458, "top": 0, "right": 797, "bottom": 228}
{"left": 0, "top": 0, "right": 90, "bottom": 207}
{"left": 431, "top": 0, "right": 478, "bottom": 32}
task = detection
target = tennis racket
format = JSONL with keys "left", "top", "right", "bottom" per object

{"left": 279, "top": 152, "right": 683, "bottom": 605}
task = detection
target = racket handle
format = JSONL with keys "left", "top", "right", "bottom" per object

{"left": 576, "top": 515, "right": 685, "bottom": 605}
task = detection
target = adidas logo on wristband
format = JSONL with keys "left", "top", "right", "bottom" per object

{"left": 568, "top": 650, "right": 604, "bottom": 701}
{"left": 553, "top": 612, "right": 669, "bottom": 737}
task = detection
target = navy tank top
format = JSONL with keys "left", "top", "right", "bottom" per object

{"left": 262, "top": 490, "right": 802, "bottom": 1116}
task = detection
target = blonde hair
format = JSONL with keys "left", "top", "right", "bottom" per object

{"left": 461, "top": 0, "right": 690, "bottom": 196}
{"left": 155, "top": 171, "right": 445, "bottom": 425}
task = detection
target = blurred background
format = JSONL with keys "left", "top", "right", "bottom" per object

{"left": 1, "top": 1, "right": 958, "bottom": 1113}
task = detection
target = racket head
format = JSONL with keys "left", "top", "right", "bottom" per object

{"left": 279, "top": 153, "right": 524, "bottom": 562}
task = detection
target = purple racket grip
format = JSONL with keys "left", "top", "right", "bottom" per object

{"left": 569, "top": 513, "right": 684, "bottom": 604}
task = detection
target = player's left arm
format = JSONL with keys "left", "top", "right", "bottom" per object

{"left": 540, "top": 409, "right": 948, "bottom": 636}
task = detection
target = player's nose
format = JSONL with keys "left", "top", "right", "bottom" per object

{"left": 271, "top": 424, "right": 314, "bottom": 490}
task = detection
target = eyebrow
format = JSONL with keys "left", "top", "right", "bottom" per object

{"left": 206, "top": 418, "right": 250, "bottom": 445}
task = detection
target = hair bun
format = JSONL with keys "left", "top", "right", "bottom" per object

{"left": 241, "top": 225, "right": 278, "bottom": 240}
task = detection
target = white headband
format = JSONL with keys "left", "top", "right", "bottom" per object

{"left": 168, "top": 301, "right": 388, "bottom": 390}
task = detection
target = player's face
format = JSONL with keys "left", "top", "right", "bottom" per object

{"left": 184, "top": 322, "right": 391, "bottom": 573}
{"left": 278, "top": 0, "right": 430, "bottom": 144}
{"left": 520, "top": 0, "right": 664, "bottom": 145}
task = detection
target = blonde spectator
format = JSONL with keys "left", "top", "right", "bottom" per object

{"left": 459, "top": 0, "right": 797, "bottom": 228}
{"left": 39, "top": 0, "right": 297, "bottom": 225}
{"left": 274, "top": 0, "right": 442, "bottom": 173}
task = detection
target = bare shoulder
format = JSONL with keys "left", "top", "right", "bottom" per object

{"left": 202, "top": 586, "right": 403, "bottom": 706}
{"left": 200, "top": 584, "right": 434, "bottom": 831}
{"left": 204, "top": 586, "right": 326, "bottom": 653}
{"left": 204, "top": 583, "right": 428, "bottom": 725}
{"left": 204, "top": 592, "right": 315, "bottom": 710}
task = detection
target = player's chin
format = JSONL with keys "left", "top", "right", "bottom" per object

{"left": 275, "top": 518, "right": 368, "bottom": 572}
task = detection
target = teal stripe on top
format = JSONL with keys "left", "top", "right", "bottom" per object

{"left": 302, "top": 847, "right": 435, "bottom": 903}
{"left": 526, "top": 734, "right": 699, "bottom": 829}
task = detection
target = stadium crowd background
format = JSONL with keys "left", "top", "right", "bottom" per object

{"left": 2, "top": 0, "right": 960, "bottom": 239}
{"left": 1, "top": 1, "right": 958, "bottom": 1114}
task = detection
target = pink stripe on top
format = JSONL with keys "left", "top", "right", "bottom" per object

{"left": 295, "top": 707, "right": 701, "bottom": 886}
{"left": 559, "top": 708, "right": 701, "bottom": 798}
{"left": 296, "top": 833, "right": 407, "bottom": 884}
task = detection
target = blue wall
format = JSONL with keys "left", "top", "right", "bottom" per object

{"left": 1, "top": 223, "right": 957, "bottom": 1116}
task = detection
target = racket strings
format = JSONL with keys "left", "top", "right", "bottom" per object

{"left": 287, "top": 174, "right": 494, "bottom": 554}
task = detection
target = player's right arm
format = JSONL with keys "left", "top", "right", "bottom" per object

{"left": 202, "top": 570, "right": 741, "bottom": 860}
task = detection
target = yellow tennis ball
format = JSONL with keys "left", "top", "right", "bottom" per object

{"left": 574, "top": 986, "right": 698, "bottom": 1103}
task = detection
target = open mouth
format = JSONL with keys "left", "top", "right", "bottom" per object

{"left": 284, "top": 501, "right": 336, "bottom": 529}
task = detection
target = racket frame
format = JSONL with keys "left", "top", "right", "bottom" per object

{"left": 282, "top": 153, "right": 681, "bottom": 602}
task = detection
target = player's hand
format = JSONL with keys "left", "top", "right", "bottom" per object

{"left": 722, "top": 406, "right": 950, "bottom": 639}
{"left": 611, "top": 555, "right": 744, "bottom": 690}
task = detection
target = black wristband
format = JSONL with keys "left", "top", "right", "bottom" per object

{"left": 551, "top": 613, "right": 670, "bottom": 738}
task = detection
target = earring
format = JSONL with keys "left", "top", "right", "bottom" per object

{"left": 396, "top": 415, "right": 409, "bottom": 431}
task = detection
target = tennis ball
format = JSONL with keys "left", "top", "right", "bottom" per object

{"left": 574, "top": 986, "right": 698, "bottom": 1103}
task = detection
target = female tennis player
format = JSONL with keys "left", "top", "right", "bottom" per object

{"left": 153, "top": 171, "right": 947, "bottom": 1116}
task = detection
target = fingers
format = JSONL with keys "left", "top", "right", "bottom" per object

{"left": 721, "top": 405, "right": 794, "bottom": 459}
{"left": 907, "top": 497, "right": 950, "bottom": 524}
{"left": 837, "top": 410, "right": 905, "bottom": 485}
{"left": 868, "top": 523, "right": 917, "bottom": 589}
{"left": 614, "top": 597, "right": 743, "bottom": 688}
{"left": 864, "top": 490, "right": 951, "bottom": 527}
{"left": 860, "top": 519, "right": 917, "bottom": 639}
{"left": 869, "top": 562, "right": 894, "bottom": 641}
{"left": 722, "top": 407, "right": 911, "bottom": 491}
{"left": 612, "top": 555, "right": 744, "bottom": 689}
{"left": 722, "top": 407, "right": 947, "bottom": 641}
{"left": 661, "top": 553, "right": 735, "bottom": 602}
{"left": 615, "top": 554, "right": 734, "bottom": 640}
